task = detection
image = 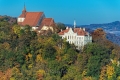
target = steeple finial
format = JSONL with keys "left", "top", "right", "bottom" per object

{"left": 74, "top": 19, "right": 76, "bottom": 28}
{"left": 23, "top": 2, "right": 26, "bottom": 11}
{"left": 22, "top": 3, "right": 27, "bottom": 17}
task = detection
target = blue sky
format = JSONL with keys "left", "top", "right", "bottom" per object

{"left": 0, "top": 0, "right": 120, "bottom": 25}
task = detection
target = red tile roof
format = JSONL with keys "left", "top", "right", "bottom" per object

{"left": 19, "top": 13, "right": 26, "bottom": 18}
{"left": 38, "top": 18, "right": 55, "bottom": 30}
{"left": 18, "top": 12, "right": 43, "bottom": 27}
{"left": 58, "top": 28, "right": 70, "bottom": 35}
{"left": 58, "top": 28, "right": 88, "bottom": 36}
{"left": 74, "top": 28, "right": 87, "bottom": 36}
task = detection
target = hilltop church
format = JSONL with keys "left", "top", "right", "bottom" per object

{"left": 17, "top": 5, "right": 56, "bottom": 33}
{"left": 18, "top": 5, "right": 92, "bottom": 50}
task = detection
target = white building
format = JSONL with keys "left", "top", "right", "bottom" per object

{"left": 58, "top": 21, "right": 92, "bottom": 50}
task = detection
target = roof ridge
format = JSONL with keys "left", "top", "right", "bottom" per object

{"left": 49, "top": 18, "right": 53, "bottom": 26}
{"left": 34, "top": 12, "right": 42, "bottom": 26}
{"left": 44, "top": 18, "right": 52, "bottom": 19}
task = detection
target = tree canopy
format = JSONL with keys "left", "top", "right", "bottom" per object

{"left": 0, "top": 21, "right": 120, "bottom": 79}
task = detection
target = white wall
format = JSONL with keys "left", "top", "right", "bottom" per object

{"left": 17, "top": 18, "right": 25, "bottom": 22}
{"left": 32, "top": 27, "right": 38, "bottom": 31}
{"left": 41, "top": 26, "right": 49, "bottom": 30}
{"left": 60, "top": 28, "right": 92, "bottom": 50}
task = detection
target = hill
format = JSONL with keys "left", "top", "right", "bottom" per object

{"left": 0, "top": 15, "right": 17, "bottom": 24}
{"left": 106, "top": 33, "right": 120, "bottom": 46}
{"left": 0, "top": 19, "right": 120, "bottom": 79}
{"left": 80, "top": 21, "right": 120, "bottom": 31}
{"left": 81, "top": 21, "right": 120, "bottom": 46}
{"left": 66, "top": 21, "right": 120, "bottom": 31}
{"left": 65, "top": 21, "right": 120, "bottom": 46}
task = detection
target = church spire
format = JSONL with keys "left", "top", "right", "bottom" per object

{"left": 74, "top": 20, "right": 76, "bottom": 28}
{"left": 22, "top": 3, "right": 26, "bottom": 13}
{"left": 23, "top": 3, "right": 26, "bottom": 11}
{"left": 22, "top": 3, "right": 27, "bottom": 17}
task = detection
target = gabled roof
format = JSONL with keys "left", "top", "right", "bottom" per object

{"left": 19, "top": 5, "right": 27, "bottom": 18}
{"left": 19, "top": 13, "right": 26, "bottom": 18}
{"left": 74, "top": 28, "right": 87, "bottom": 36}
{"left": 18, "top": 12, "right": 43, "bottom": 27}
{"left": 58, "top": 28, "right": 88, "bottom": 36}
{"left": 38, "top": 18, "right": 55, "bottom": 30}
{"left": 58, "top": 28, "right": 70, "bottom": 35}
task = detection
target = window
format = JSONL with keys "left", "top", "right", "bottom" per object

{"left": 81, "top": 42, "right": 83, "bottom": 45}
{"left": 20, "top": 19, "right": 22, "bottom": 22}
{"left": 65, "top": 36, "right": 67, "bottom": 39}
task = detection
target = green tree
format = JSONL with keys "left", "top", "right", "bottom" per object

{"left": 56, "top": 23, "right": 66, "bottom": 30}
{"left": 42, "top": 44, "right": 56, "bottom": 60}
{"left": 84, "top": 43, "right": 110, "bottom": 78}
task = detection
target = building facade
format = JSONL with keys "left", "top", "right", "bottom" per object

{"left": 58, "top": 21, "right": 92, "bottom": 50}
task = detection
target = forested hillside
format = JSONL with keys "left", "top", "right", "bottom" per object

{"left": 0, "top": 18, "right": 120, "bottom": 80}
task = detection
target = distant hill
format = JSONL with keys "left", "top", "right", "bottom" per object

{"left": 106, "top": 33, "right": 120, "bottom": 46}
{"left": 65, "top": 21, "right": 120, "bottom": 46}
{"left": 0, "top": 15, "right": 17, "bottom": 24}
{"left": 66, "top": 21, "right": 120, "bottom": 31}
{"left": 81, "top": 21, "right": 120, "bottom": 46}
{"left": 81, "top": 21, "right": 120, "bottom": 31}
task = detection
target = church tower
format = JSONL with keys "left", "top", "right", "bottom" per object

{"left": 17, "top": 4, "right": 26, "bottom": 23}
{"left": 22, "top": 3, "right": 27, "bottom": 17}
{"left": 74, "top": 20, "right": 76, "bottom": 28}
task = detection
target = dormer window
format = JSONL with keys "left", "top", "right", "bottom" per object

{"left": 20, "top": 19, "right": 22, "bottom": 22}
